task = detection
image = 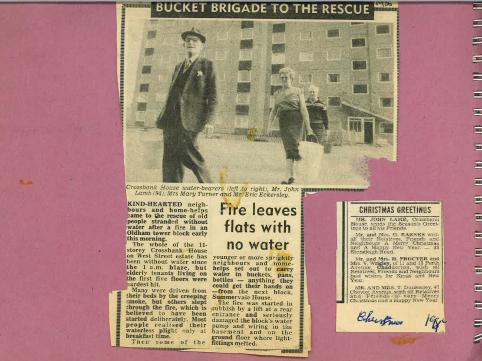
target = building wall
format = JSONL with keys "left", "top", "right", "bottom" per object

{"left": 129, "top": 19, "right": 395, "bottom": 143}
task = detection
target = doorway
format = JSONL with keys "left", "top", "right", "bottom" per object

{"left": 347, "top": 117, "right": 375, "bottom": 144}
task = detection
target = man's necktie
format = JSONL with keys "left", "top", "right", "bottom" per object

{"left": 183, "top": 60, "right": 191, "bottom": 74}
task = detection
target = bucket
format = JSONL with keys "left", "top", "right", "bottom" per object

{"left": 324, "top": 143, "right": 332, "bottom": 154}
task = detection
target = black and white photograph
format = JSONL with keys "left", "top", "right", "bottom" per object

{"left": 122, "top": 8, "right": 398, "bottom": 187}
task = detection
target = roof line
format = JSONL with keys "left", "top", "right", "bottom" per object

{"left": 341, "top": 101, "right": 393, "bottom": 123}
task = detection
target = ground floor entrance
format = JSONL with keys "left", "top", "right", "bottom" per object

{"left": 347, "top": 117, "right": 375, "bottom": 144}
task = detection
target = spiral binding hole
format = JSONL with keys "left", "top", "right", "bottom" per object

{"left": 474, "top": 19, "right": 482, "bottom": 27}
{"left": 475, "top": 333, "right": 482, "bottom": 343}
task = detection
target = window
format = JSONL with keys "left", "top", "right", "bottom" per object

{"left": 238, "top": 70, "right": 251, "bottom": 82}
{"left": 234, "top": 116, "right": 249, "bottom": 128}
{"left": 272, "top": 43, "right": 285, "bottom": 53}
{"left": 326, "top": 48, "right": 342, "bottom": 61}
{"left": 147, "top": 30, "right": 157, "bottom": 39}
{"left": 377, "top": 48, "right": 392, "bottom": 58}
{"left": 352, "top": 38, "right": 366, "bottom": 47}
{"left": 237, "top": 82, "right": 251, "bottom": 92}
{"left": 380, "top": 97, "right": 393, "bottom": 107}
{"left": 272, "top": 64, "right": 284, "bottom": 74}
{"left": 327, "top": 29, "right": 340, "bottom": 38}
{"left": 240, "top": 39, "right": 253, "bottom": 49}
{"left": 238, "top": 61, "right": 252, "bottom": 71}
{"left": 141, "top": 65, "right": 152, "bottom": 74}
{"left": 353, "top": 84, "right": 369, "bottom": 94}
{"left": 236, "top": 93, "right": 250, "bottom": 104}
{"left": 380, "top": 123, "right": 394, "bottom": 133}
{"left": 376, "top": 24, "right": 391, "bottom": 34}
{"left": 299, "top": 52, "right": 314, "bottom": 62}
{"left": 379, "top": 72, "right": 391, "bottom": 82}
{"left": 299, "top": 73, "right": 312, "bottom": 84}
{"left": 272, "top": 32, "right": 285, "bottom": 44}
{"left": 352, "top": 60, "right": 367, "bottom": 70}
{"left": 137, "top": 102, "right": 147, "bottom": 111}
{"left": 139, "top": 83, "right": 149, "bottom": 92}
{"left": 239, "top": 49, "right": 252, "bottom": 61}
{"left": 241, "top": 28, "right": 253, "bottom": 39}
{"left": 300, "top": 31, "right": 312, "bottom": 40}
{"left": 351, "top": 22, "right": 364, "bottom": 26}
{"left": 144, "top": 48, "right": 154, "bottom": 56}
{"left": 217, "top": 31, "right": 228, "bottom": 40}
{"left": 215, "top": 50, "right": 226, "bottom": 60}
{"left": 236, "top": 105, "right": 249, "bottom": 115}
{"left": 241, "top": 21, "right": 254, "bottom": 29}
{"left": 349, "top": 120, "right": 362, "bottom": 132}
{"left": 328, "top": 97, "right": 341, "bottom": 107}
{"left": 271, "top": 85, "right": 282, "bottom": 95}
{"left": 327, "top": 73, "right": 341, "bottom": 83}
{"left": 272, "top": 23, "right": 285, "bottom": 33}
{"left": 272, "top": 52, "right": 285, "bottom": 64}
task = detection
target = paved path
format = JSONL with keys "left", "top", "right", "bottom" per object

{"left": 125, "top": 128, "right": 394, "bottom": 187}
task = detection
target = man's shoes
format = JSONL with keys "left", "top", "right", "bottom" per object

{"left": 281, "top": 177, "right": 295, "bottom": 185}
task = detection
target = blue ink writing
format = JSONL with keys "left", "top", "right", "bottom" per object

{"left": 357, "top": 311, "right": 403, "bottom": 326}
{"left": 425, "top": 314, "right": 446, "bottom": 332}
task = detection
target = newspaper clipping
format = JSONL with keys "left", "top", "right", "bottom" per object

{"left": 111, "top": 1, "right": 399, "bottom": 356}
{"left": 120, "top": 2, "right": 398, "bottom": 188}
{"left": 336, "top": 201, "right": 445, "bottom": 333}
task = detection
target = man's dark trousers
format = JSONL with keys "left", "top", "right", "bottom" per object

{"left": 162, "top": 109, "right": 211, "bottom": 183}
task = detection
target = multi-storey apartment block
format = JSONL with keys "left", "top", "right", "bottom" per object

{"left": 129, "top": 19, "right": 395, "bottom": 145}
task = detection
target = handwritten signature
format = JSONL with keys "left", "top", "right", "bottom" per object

{"left": 425, "top": 314, "right": 446, "bottom": 332}
{"left": 357, "top": 311, "right": 403, "bottom": 326}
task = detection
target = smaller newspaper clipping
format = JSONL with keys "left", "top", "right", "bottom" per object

{"left": 336, "top": 201, "right": 445, "bottom": 333}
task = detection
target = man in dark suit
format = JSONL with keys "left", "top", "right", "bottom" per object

{"left": 157, "top": 28, "right": 217, "bottom": 183}
{"left": 306, "top": 85, "right": 328, "bottom": 145}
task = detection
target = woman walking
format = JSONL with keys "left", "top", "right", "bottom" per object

{"left": 268, "top": 67, "right": 313, "bottom": 184}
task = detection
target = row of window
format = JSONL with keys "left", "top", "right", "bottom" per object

{"left": 233, "top": 93, "right": 393, "bottom": 108}
{"left": 269, "top": 47, "right": 392, "bottom": 64}
{"left": 140, "top": 66, "right": 391, "bottom": 87}
{"left": 141, "top": 47, "right": 392, "bottom": 66}
{"left": 146, "top": 24, "right": 391, "bottom": 43}
{"left": 136, "top": 93, "right": 392, "bottom": 113}
{"left": 140, "top": 47, "right": 393, "bottom": 66}
{"left": 270, "top": 71, "right": 391, "bottom": 85}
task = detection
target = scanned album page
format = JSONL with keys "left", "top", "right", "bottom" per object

{"left": 111, "top": 1, "right": 398, "bottom": 356}
{"left": 336, "top": 201, "right": 445, "bottom": 333}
